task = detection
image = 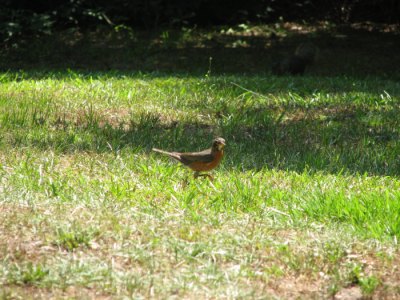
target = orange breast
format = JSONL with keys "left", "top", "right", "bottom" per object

{"left": 187, "top": 150, "right": 224, "bottom": 172}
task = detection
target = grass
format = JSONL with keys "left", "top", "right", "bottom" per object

{"left": 1, "top": 24, "right": 400, "bottom": 299}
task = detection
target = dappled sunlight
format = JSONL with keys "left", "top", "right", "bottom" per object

{"left": 0, "top": 72, "right": 399, "bottom": 176}
{"left": 1, "top": 24, "right": 399, "bottom": 78}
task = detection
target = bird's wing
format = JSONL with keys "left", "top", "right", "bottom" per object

{"left": 179, "top": 148, "right": 214, "bottom": 164}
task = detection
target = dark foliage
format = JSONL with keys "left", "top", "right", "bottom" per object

{"left": 1, "top": 0, "right": 399, "bottom": 44}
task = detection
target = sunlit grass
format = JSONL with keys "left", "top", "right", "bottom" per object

{"left": 1, "top": 69, "right": 400, "bottom": 298}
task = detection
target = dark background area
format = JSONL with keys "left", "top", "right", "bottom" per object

{"left": 1, "top": 0, "right": 399, "bottom": 44}
{"left": 0, "top": 0, "right": 399, "bottom": 79}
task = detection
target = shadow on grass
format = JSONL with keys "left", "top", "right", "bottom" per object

{"left": 1, "top": 23, "right": 400, "bottom": 80}
{"left": 3, "top": 106, "right": 399, "bottom": 177}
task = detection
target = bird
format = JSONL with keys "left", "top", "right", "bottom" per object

{"left": 152, "top": 137, "right": 226, "bottom": 179}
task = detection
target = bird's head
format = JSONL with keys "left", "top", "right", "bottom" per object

{"left": 212, "top": 137, "right": 226, "bottom": 152}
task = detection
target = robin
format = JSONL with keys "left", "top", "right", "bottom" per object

{"left": 152, "top": 137, "right": 226, "bottom": 179}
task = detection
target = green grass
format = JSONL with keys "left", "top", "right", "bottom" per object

{"left": 1, "top": 25, "right": 400, "bottom": 299}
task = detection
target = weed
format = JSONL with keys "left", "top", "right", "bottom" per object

{"left": 53, "top": 227, "right": 98, "bottom": 251}
{"left": 7, "top": 263, "right": 49, "bottom": 286}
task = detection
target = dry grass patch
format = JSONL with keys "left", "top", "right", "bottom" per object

{"left": 1, "top": 285, "right": 112, "bottom": 300}
{"left": 1, "top": 199, "right": 399, "bottom": 298}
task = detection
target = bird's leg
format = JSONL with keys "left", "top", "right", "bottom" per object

{"left": 194, "top": 172, "right": 214, "bottom": 181}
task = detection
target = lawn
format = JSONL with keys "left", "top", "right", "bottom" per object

{"left": 1, "top": 24, "right": 400, "bottom": 299}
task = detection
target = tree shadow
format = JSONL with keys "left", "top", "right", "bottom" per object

{"left": 6, "top": 104, "right": 399, "bottom": 177}
{"left": 1, "top": 23, "right": 400, "bottom": 80}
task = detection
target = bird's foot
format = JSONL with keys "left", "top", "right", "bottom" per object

{"left": 194, "top": 173, "right": 214, "bottom": 181}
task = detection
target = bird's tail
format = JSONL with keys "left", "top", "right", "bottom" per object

{"left": 152, "top": 148, "right": 181, "bottom": 161}
{"left": 152, "top": 148, "right": 173, "bottom": 156}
